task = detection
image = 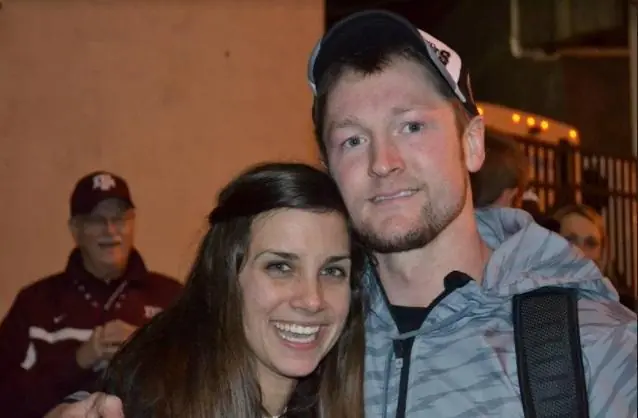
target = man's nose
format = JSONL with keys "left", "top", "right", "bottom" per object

{"left": 102, "top": 219, "right": 120, "bottom": 235}
{"left": 369, "top": 139, "right": 405, "bottom": 178}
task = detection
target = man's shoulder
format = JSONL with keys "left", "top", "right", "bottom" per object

{"left": 577, "top": 296, "right": 637, "bottom": 341}
{"left": 576, "top": 298, "right": 637, "bottom": 416}
{"left": 3, "top": 272, "right": 69, "bottom": 321}
{"left": 16, "top": 271, "right": 69, "bottom": 301}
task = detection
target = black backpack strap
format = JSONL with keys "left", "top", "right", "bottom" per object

{"left": 513, "top": 287, "right": 590, "bottom": 418}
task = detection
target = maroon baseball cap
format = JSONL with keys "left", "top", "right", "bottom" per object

{"left": 70, "top": 171, "right": 135, "bottom": 217}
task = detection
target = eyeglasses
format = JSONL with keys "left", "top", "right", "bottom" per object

{"left": 79, "top": 212, "right": 134, "bottom": 233}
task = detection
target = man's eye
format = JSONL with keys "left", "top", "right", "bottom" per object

{"left": 343, "top": 136, "right": 364, "bottom": 148}
{"left": 401, "top": 122, "right": 425, "bottom": 134}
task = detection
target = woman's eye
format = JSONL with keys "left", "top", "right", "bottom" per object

{"left": 266, "top": 262, "right": 292, "bottom": 274}
{"left": 564, "top": 234, "right": 579, "bottom": 244}
{"left": 321, "top": 266, "right": 347, "bottom": 278}
{"left": 401, "top": 122, "right": 424, "bottom": 134}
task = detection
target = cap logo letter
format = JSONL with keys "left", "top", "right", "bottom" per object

{"left": 92, "top": 174, "right": 116, "bottom": 191}
{"left": 426, "top": 40, "right": 451, "bottom": 66}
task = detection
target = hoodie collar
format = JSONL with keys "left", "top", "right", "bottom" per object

{"left": 366, "top": 208, "right": 614, "bottom": 333}
{"left": 475, "top": 208, "right": 609, "bottom": 297}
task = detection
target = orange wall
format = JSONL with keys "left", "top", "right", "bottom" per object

{"left": 0, "top": 0, "right": 323, "bottom": 318}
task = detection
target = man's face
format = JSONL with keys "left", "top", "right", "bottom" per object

{"left": 322, "top": 58, "right": 484, "bottom": 253}
{"left": 71, "top": 198, "right": 135, "bottom": 275}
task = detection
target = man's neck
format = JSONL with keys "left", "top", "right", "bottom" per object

{"left": 82, "top": 259, "right": 124, "bottom": 283}
{"left": 375, "top": 207, "right": 491, "bottom": 307}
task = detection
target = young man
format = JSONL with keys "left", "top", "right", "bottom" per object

{"left": 0, "top": 171, "right": 183, "bottom": 418}
{"left": 308, "top": 10, "right": 635, "bottom": 417}
{"left": 49, "top": 10, "right": 637, "bottom": 418}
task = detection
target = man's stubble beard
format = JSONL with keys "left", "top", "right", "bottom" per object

{"left": 355, "top": 175, "right": 468, "bottom": 254}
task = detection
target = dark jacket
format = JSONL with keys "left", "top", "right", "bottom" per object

{"left": 0, "top": 249, "right": 182, "bottom": 418}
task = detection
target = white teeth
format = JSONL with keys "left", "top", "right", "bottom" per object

{"left": 373, "top": 190, "right": 415, "bottom": 202}
{"left": 273, "top": 322, "right": 320, "bottom": 335}
{"left": 278, "top": 332, "right": 317, "bottom": 344}
{"left": 273, "top": 322, "right": 320, "bottom": 344}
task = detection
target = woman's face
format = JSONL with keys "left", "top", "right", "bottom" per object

{"left": 559, "top": 212, "right": 603, "bottom": 265}
{"left": 238, "top": 208, "right": 352, "bottom": 388}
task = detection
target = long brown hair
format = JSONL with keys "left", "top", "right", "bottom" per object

{"left": 99, "top": 162, "right": 367, "bottom": 418}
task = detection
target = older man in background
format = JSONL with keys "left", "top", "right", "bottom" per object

{"left": 0, "top": 171, "right": 182, "bottom": 418}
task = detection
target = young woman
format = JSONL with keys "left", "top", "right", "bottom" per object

{"left": 553, "top": 204, "right": 607, "bottom": 268}
{"left": 553, "top": 203, "right": 636, "bottom": 311}
{"left": 47, "top": 162, "right": 367, "bottom": 418}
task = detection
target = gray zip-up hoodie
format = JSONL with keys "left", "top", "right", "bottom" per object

{"left": 364, "top": 208, "right": 637, "bottom": 417}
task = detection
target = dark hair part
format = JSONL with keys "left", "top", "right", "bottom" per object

{"left": 312, "top": 43, "right": 470, "bottom": 160}
{"left": 99, "top": 162, "right": 367, "bottom": 418}
{"left": 470, "top": 133, "right": 530, "bottom": 208}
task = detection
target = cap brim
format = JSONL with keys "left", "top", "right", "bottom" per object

{"left": 309, "top": 11, "right": 428, "bottom": 92}
{"left": 72, "top": 195, "right": 135, "bottom": 217}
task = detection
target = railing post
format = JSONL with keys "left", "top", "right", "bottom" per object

{"left": 554, "top": 138, "right": 576, "bottom": 208}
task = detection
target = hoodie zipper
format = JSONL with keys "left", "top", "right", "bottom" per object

{"left": 372, "top": 268, "right": 472, "bottom": 417}
{"left": 385, "top": 273, "right": 473, "bottom": 417}
{"left": 394, "top": 338, "right": 415, "bottom": 418}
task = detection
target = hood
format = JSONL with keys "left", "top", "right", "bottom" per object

{"left": 365, "top": 208, "right": 620, "bottom": 327}
{"left": 476, "top": 207, "right": 618, "bottom": 302}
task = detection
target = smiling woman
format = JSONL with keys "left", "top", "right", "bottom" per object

{"left": 70, "top": 162, "right": 368, "bottom": 418}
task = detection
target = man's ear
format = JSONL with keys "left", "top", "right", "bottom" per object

{"left": 68, "top": 218, "right": 80, "bottom": 245}
{"left": 462, "top": 116, "right": 485, "bottom": 173}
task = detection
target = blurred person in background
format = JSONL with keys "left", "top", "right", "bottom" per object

{"left": 0, "top": 171, "right": 183, "bottom": 418}
{"left": 554, "top": 203, "right": 636, "bottom": 311}
{"left": 470, "top": 132, "right": 560, "bottom": 231}
{"left": 470, "top": 133, "right": 529, "bottom": 209}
